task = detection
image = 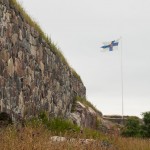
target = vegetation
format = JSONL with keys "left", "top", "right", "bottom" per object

{"left": 114, "top": 137, "right": 150, "bottom": 150}
{"left": 0, "top": 125, "right": 150, "bottom": 149}
{"left": 0, "top": 112, "right": 150, "bottom": 149}
{"left": 73, "top": 96, "right": 102, "bottom": 116}
{"left": 121, "top": 111, "right": 150, "bottom": 138}
{"left": 7, "top": 0, "right": 81, "bottom": 81}
{"left": 121, "top": 116, "right": 140, "bottom": 137}
{"left": 26, "top": 112, "right": 80, "bottom": 135}
{"left": 25, "top": 112, "right": 104, "bottom": 139}
{"left": 140, "top": 112, "right": 150, "bottom": 137}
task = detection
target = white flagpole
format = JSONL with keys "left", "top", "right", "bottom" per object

{"left": 120, "top": 37, "right": 124, "bottom": 124}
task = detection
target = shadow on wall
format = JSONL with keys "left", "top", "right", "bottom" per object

{"left": 0, "top": 112, "right": 12, "bottom": 127}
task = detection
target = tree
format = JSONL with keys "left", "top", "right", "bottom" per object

{"left": 121, "top": 116, "right": 140, "bottom": 137}
{"left": 140, "top": 112, "right": 150, "bottom": 137}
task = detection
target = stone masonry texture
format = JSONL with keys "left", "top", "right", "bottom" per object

{"left": 0, "top": 0, "right": 86, "bottom": 122}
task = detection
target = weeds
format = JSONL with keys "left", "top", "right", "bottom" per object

{"left": 0, "top": 112, "right": 150, "bottom": 150}
{"left": 75, "top": 96, "right": 102, "bottom": 115}
{"left": 0, "top": 124, "right": 150, "bottom": 150}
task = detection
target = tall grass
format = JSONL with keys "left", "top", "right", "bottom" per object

{"left": 114, "top": 137, "right": 150, "bottom": 150}
{"left": 0, "top": 125, "right": 150, "bottom": 150}
{"left": 26, "top": 113, "right": 80, "bottom": 135}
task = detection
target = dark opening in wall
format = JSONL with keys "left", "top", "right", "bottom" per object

{"left": 0, "top": 112, "right": 12, "bottom": 126}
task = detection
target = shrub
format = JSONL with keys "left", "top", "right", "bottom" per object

{"left": 140, "top": 112, "right": 150, "bottom": 138}
{"left": 26, "top": 112, "right": 80, "bottom": 134}
{"left": 47, "top": 118, "right": 80, "bottom": 134}
{"left": 121, "top": 117, "right": 140, "bottom": 137}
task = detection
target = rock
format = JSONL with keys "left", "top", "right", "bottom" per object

{"left": 19, "top": 29, "right": 23, "bottom": 40}
{"left": 5, "top": 12, "right": 11, "bottom": 22}
{"left": 69, "top": 113, "right": 81, "bottom": 126}
{"left": 0, "top": 49, "right": 10, "bottom": 62}
{"left": 11, "top": 33, "right": 18, "bottom": 45}
{"left": 18, "top": 91, "right": 24, "bottom": 116}
{"left": 0, "top": 8, "right": 3, "bottom": 18}
{"left": 14, "top": 58, "right": 24, "bottom": 77}
{"left": 30, "top": 45, "right": 37, "bottom": 57}
{"left": 29, "top": 34, "right": 37, "bottom": 45}
{"left": 39, "top": 61, "right": 44, "bottom": 77}
{"left": 18, "top": 51, "right": 23, "bottom": 60}
{"left": 50, "top": 136, "right": 66, "bottom": 142}
{"left": 69, "top": 101, "right": 98, "bottom": 128}
{"left": 99, "top": 140, "right": 112, "bottom": 149}
{"left": 7, "top": 57, "right": 14, "bottom": 77}
{"left": 7, "top": 23, "right": 12, "bottom": 37}
{"left": 2, "top": 0, "right": 9, "bottom": 8}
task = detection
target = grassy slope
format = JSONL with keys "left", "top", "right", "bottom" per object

{"left": 8, "top": 0, "right": 81, "bottom": 81}
{"left": 72, "top": 96, "right": 102, "bottom": 116}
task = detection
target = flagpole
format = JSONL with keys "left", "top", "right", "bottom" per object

{"left": 120, "top": 37, "right": 124, "bottom": 124}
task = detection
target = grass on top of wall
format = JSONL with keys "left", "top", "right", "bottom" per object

{"left": 8, "top": 0, "right": 81, "bottom": 81}
{"left": 74, "top": 96, "right": 102, "bottom": 116}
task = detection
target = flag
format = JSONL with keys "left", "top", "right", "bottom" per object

{"left": 101, "top": 39, "right": 119, "bottom": 51}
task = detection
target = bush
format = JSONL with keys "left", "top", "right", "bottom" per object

{"left": 26, "top": 112, "right": 80, "bottom": 134}
{"left": 47, "top": 118, "right": 80, "bottom": 133}
{"left": 121, "top": 117, "right": 140, "bottom": 137}
{"left": 140, "top": 112, "right": 150, "bottom": 138}
{"left": 121, "top": 112, "right": 150, "bottom": 138}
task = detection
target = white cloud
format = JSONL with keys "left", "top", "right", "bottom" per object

{"left": 17, "top": 0, "right": 150, "bottom": 117}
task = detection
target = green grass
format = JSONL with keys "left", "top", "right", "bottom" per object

{"left": 25, "top": 112, "right": 80, "bottom": 135}
{"left": 24, "top": 112, "right": 106, "bottom": 140}
{"left": 82, "top": 128, "right": 107, "bottom": 139}
{"left": 6, "top": 0, "right": 81, "bottom": 81}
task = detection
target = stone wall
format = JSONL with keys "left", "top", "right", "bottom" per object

{"left": 69, "top": 101, "right": 101, "bottom": 129}
{"left": 0, "top": 0, "right": 86, "bottom": 122}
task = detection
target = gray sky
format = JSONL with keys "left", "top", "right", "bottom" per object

{"left": 17, "top": 0, "right": 150, "bottom": 118}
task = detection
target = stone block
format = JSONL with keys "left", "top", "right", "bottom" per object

{"left": 14, "top": 58, "right": 24, "bottom": 77}
{"left": 40, "top": 61, "right": 44, "bottom": 76}
{"left": 11, "top": 33, "right": 18, "bottom": 45}
{"left": 7, "top": 23, "right": 12, "bottom": 37}
{"left": 30, "top": 45, "right": 37, "bottom": 57}
{"left": 0, "top": 49, "right": 10, "bottom": 62}
{"left": 2, "top": 0, "right": 9, "bottom": 8}
{"left": 0, "top": 25, "right": 4, "bottom": 37}
{"left": 19, "top": 29, "right": 22, "bottom": 40}
{"left": 0, "top": 8, "right": 3, "bottom": 18}
{"left": 29, "top": 34, "right": 37, "bottom": 46}
{"left": 7, "top": 57, "right": 14, "bottom": 77}
{"left": 18, "top": 50, "right": 23, "bottom": 60}
{"left": 5, "top": 12, "right": 10, "bottom": 22}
